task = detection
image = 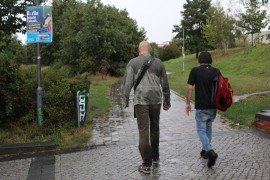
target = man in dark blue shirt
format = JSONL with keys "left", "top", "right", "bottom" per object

{"left": 186, "top": 51, "right": 219, "bottom": 168}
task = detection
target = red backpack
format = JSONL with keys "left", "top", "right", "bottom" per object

{"left": 211, "top": 70, "right": 234, "bottom": 111}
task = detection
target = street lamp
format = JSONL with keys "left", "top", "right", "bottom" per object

{"left": 182, "top": 28, "right": 185, "bottom": 72}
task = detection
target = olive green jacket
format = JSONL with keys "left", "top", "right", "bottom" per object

{"left": 121, "top": 54, "right": 171, "bottom": 108}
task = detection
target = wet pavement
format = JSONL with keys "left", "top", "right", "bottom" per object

{"left": 1, "top": 84, "right": 270, "bottom": 179}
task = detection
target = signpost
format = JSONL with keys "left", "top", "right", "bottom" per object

{"left": 26, "top": 3, "right": 53, "bottom": 127}
{"left": 76, "top": 91, "right": 89, "bottom": 128}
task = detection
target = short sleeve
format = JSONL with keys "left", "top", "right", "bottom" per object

{"left": 187, "top": 68, "right": 196, "bottom": 86}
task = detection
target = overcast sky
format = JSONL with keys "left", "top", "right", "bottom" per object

{"left": 100, "top": 0, "right": 240, "bottom": 44}
{"left": 101, "top": 0, "right": 184, "bottom": 44}
{"left": 100, "top": 1, "right": 269, "bottom": 44}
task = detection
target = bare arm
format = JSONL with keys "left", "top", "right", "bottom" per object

{"left": 185, "top": 84, "right": 193, "bottom": 115}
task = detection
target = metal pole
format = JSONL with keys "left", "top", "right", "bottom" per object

{"left": 182, "top": 28, "right": 185, "bottom": 72}
{"left": 36, "top": 0, "right": 43, "bottom": 127}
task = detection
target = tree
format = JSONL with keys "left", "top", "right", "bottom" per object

{"left": 0, "top": 0, "right": 33, "bottom": 42}
{"left": 38, "top": 0, "right": 69, "bottom": 65}
{"left": 203, "top": 6, "right": 235, "bottom": 55}
{"left": 239, "top": 0, "right": 269, "bottom": 6}
{"left": 173, "top": 0, "right": 212, "bottom": 58}
{"left": 54, "top": 0, "right": 85, "bottom": 73}
{"left": 56, "top": 0, "right": 145, "bottom": 75}
{"left": 235, "top": 26, "right": 249, "bottom": 47}
{"left": 238, "top": 0, "right": 267, "bottom": 46}
{"left": 150, "top": 42, "right": 159, "bottom": 57}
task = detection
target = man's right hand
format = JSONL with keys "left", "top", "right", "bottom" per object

{"left": 163, "top": 102, "right": 170, "bottom": 111}
{"left": 163, "top": 106, "right": 169, "bottom": 111}
{"left": 185, "top": 104, "right": 191, "bottom": 116}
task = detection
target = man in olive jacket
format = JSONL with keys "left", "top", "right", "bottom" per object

{"left": 121, "top": 41, "right": 171, "bottom": 174}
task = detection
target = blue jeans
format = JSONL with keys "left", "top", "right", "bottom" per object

{"left": 195, "top": 109, "right": 217, "bottom": 152}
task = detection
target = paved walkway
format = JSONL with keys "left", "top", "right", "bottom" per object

{"left": 0, "top": 84, "right": 270, "bottom": 179}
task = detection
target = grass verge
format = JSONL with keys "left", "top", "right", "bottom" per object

{"left": 220, "top": 93, "right": 270, "bottom": 127}
{"left": 164, "top": 46, "right": 270, "bottom": 127}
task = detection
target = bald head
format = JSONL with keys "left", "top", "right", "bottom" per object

{"left": 138, "top": 41, "right": 152, "bottom": 55}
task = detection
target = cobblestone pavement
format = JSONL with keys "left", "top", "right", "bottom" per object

{"left": 0, "top": 84, "right": 270, "bottom": 180}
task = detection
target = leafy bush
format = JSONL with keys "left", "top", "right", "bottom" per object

{"left": 17, "top": 66, "right": 37, "bottom": 126}
{"left": 158, "top": 44, "right": 181, "bottom": 61}
{"left": 0, "top": 50, "right": 22, "bottom": 127}
{"left": 42, "top": 67, "right": 90, "bottom": 129}
{"left": 16, "top": 66, "right": 91, "bottom": 133}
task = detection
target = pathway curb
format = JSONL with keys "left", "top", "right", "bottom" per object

{"left": 0, "top": 141, "right": 56, "bottom": 155}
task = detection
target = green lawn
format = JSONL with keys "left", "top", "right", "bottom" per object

{"left": 164, "top": 46, "right": 270, "bottom": 126}
{"left": 88, "top": 76, "right": 120, "bottom": 120}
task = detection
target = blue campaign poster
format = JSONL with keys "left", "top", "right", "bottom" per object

{"left": 26, "top": 6, "right": 53, "bottom": 43}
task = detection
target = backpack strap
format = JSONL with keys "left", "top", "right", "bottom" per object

{"left": 216, "top": 68, "right": 221, "bottom": 76}
{"left": 134, "top": 57, "right": 154, "bottom": 91}
{"left": 133, "top": 57, "right": 154, "bottom": 118}
{"left": 211, "top": 68, "right": 221, "bottom": 103}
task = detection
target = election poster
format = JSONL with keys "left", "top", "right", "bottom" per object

{"left": 26, "top": 6, "right": 53, "bottom": 43}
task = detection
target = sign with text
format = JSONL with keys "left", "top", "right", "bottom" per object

{"left": 76, "top": 90, "right": 89, "bottom": 127}
{"left": 26, "top": 6, "right": 53, "bottom": 43}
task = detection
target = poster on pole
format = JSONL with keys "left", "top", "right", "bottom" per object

{"left": 26, "top": 6, "right": 53, "bottom": 44}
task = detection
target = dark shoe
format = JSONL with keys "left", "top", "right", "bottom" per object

{"left": 207, "top": 150, "right": 218, "bottom": 168}
{"left": 200, "top": 150, "right": 208, "bottom": 159}
{"left": 138, "top": 165, "right": 151, "bottom": 174}
{"left": 152, "top": 158, "right": 160, "bottom": 164}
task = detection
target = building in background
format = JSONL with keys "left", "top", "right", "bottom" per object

{"left": 158, "top": 41, "right": 170, "bottom": 48}
{"left": 250, "top": 31, "right": 270, "bottom": 45}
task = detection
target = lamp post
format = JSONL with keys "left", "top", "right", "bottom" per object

{"left": 182, "top": 28, "right": 185, "bottom": 72}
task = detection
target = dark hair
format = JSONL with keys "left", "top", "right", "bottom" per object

{"left": 198, "top": 51, "right": 212, "bottom": 64}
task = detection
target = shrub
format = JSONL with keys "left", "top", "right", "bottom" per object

{"left": 17, "top": 66, "right": 37, "bottom": 126}
{"left": 18, "top": 66, "right": 91, "bottom": 133}
{"left": 158, "top": 44, "right": 181, "bottom": 61}
{"left": 0, "top": 51, "right": 22, "bottom": 127}
{"left": 42, "top": 67, "right": 91, "bottom": 130}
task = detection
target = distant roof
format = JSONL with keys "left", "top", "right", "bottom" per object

{"left": 157, "top": 41, "right": 170, "bottom": 47}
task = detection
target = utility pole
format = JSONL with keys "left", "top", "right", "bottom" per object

{"left": 182, "top": 28, "right": 185, "bottom": 72}
{"left": 36, "top": 0, "right": 43, "bottom": 127}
